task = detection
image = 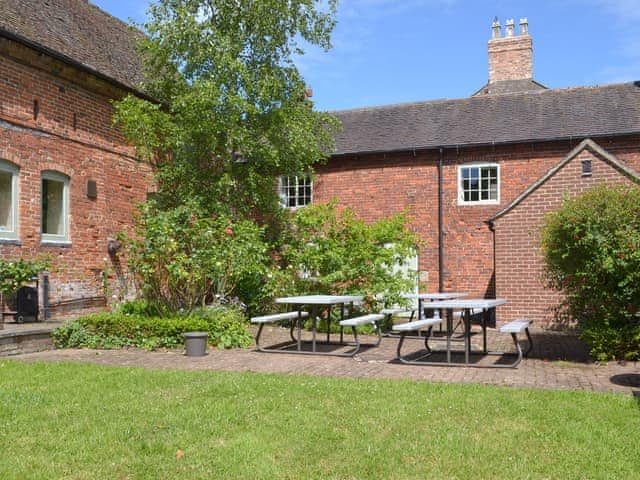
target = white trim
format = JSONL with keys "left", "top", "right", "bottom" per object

{"left": 41, "top": 170, "right": 70, "bottom": 243}
{"left": 0, "top": 160, "right": 19, "bottom": 240}
{"left": 457, "top": 162, "right": 500, "bottom": 205}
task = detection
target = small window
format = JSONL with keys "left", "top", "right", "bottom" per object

{"left": 458, "top": 163, "right": 499, "bottom": 205}
{"left": 279, "top": 174, "right": 312, "bottom": 208}
{"left": 41, "top": 171, "right": 69, "bottom": 243}
{"left": 0, "top": 160, "right": 19, "bottom": 240}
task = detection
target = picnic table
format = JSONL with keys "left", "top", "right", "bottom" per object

{"left": 252, "top": 295, "right": 369, "bottom": 356}
{"left": 394, "top": 298, "right": 511, "bottom": 367}
{"left": 402, "top": 292, "right": 467, "bottom": 320}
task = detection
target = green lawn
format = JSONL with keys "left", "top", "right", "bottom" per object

{"left": 0, "top": 360, "right": 638, "bottom": 479}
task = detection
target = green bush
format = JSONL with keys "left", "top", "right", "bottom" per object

{"left": 541, "top": 185, "right": 640, "bottom": 361}
{"left": 53, "top": 306, "right": 252, "bottom": 351}
{"left": 0, "top": 256, "right": 50, "bottom": 297}
{"left": 124, "top": 203, "right": 270, "bottom": 315}
{"left": 275, "top": 202, "right": 421, "bottom": 311}
{"left": 116, "top": 299, "right": 159, "bottom": 317}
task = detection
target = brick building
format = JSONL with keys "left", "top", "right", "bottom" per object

{"left": 2, "top": 3, "right": 638, "bottom": 327}
{"left": 309, "top": 18, "right": 640, "bottom": 325}
{"left": 0, "top": 0, "right": 153, "bottom": 318}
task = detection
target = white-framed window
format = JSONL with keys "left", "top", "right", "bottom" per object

{"left": 0, "top": 160, "right": 19, "bottom": 240}
{"left": 458, "top": 163, "right": 500, "bottom": 205}
{"left": 279, "top": 174, "right": 312, "bottom": 208}
{"left": 41, "top": 171, "right": 70, "bottom": 243}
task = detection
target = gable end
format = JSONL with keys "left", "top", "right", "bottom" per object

{"left": 488, "top": 138, "right": 640, "bottom": 223}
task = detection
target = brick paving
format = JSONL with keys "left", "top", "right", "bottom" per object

{"left": 12, "top": 325, "right": 640, "bottom": 395}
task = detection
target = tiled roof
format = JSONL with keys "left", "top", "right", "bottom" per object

{"left": 472, "top": 78, "right": 548, "bottom": 96}
{"left": 0, "top": 0, "right": 144, "bottom": 92}
{"left": 333, "top": 82, "right": 640, "bottom": 155}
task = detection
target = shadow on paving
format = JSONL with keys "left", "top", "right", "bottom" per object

{"left": 526, "top": 331, "right": 591, "bottom": 362}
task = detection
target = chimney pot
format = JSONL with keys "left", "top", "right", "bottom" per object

{"left": 487, "top": 17, "right": 533, "bottom": 84}
{"left": 505, "top": 19, "right": 515, "bottom": 37}
{"left": 491, "top": 17, "right": 501, "bottom": 39}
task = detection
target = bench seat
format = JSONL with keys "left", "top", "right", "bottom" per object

{"left": 498, "top": 318, "right": 533, "bottom": 367}
{"left": 392, "top": 317, "right": 442, "bottom": 332}
{"left": 499, "top": 318, "right": 531, "bottom": 333}
{"left": 250, "top": 311, "right": 308, "bottom": 324}
{"left": 339, "top": 313, "right": 385, "bottom": 327}
{"left": 380, "top": 307, "right": 417, "bottom": 315}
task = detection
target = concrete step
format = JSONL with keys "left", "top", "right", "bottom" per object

{"left": 0, "top": 326, "right": 56, "bottom": 356}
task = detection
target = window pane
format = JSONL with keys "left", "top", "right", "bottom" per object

{"left": 0, "top": 171, "right": 12, "bottom": 230}
{"left": 280, "top": 174, "right": 312, "bottom": 208}
{"left": 42, "top": 178, "right": 65, "bottom": 235}
{"left": 460, "top": 165, "right": 499, "bottom": 204}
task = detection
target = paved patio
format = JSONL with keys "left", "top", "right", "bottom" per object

{"left": 12, "top": 324, "right": 640, "bottom": 395}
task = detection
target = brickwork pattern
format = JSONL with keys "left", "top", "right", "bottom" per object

{"left": 0, "top": 38, "right": 153, "bottom": 313}
{"left": 12, "top": 325, "right": 640, "bottom": 394}
{"left": 488, "top": 34, "right": 533, "bottom": 83}
{"left": 493, "top": 146, "right": 639, "bottom": 325}
{"left": 317, "top": 139, "right": 640, "bottom": 325}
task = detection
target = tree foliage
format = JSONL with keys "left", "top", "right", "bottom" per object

{"left": 276, "top": 203, "right": 422, "bottom": 310}
{"left": 124, "top": 202, "right": 270, "bottom": 315}
{"left": 540, "top": 185, "right": 640, "bottom": 360}
{"left": 114, "top": 0, "right": 339, "bottom": 221}
{"left": 113, "top": 2, "right": 422, "bottom": 318}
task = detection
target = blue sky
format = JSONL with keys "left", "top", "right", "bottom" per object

{"left": 93, "top": 0, "right": 640, "bottom": 111}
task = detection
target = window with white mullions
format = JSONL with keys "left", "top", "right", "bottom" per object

{"left": 41, "top": 171, "right": 70, "bottom": 243}
{"left": 279, "top": 174, "right": 312, "bottom": 208}
{"left": 458, "top": 163, "right": 499, "bottom": 204}
{"left": 0, "top": 160, "right": 19, "bottom": 240}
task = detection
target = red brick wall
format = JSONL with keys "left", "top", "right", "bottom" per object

{"left": 488, "top": 34, "right": 533, "bottom": 82}
{"left": 0, "top": 40, "right": 153, "bottom": 318}
{"left": 493, "top": 143, "right": 640, "bottom": 326}
{"left": 317, "top": 138, "right": 640, "bottom": 325}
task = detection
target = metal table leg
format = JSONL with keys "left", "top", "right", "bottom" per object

{"left": 464, "top": 309, "right": 471, "bottom": 365}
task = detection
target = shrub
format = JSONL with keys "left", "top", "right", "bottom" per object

{"left": 541, "top": 185, "right": 640, "bottom": 361}
{"left": 53, "top": 306, "right": 252, "bottom": 350}
{"left": 0, "top": 256, "right": 50, "bottom": 297}
{"left": 124, "top": 202, "right": 270, "bottom": 315}
{"left": 275, "top": 202, "right": 422, "bottom": 311}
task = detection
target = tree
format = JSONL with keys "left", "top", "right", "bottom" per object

{"left": 540, "top": 185, "right": 640, "bottom": 361}
{"left": 114, "top": 0, "right": 339, "bottom": 222}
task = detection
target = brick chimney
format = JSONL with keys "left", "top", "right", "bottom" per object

{"left": 488, "top": 18, "right": 532, "bottom": 83}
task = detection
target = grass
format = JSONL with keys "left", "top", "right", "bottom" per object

{"left": 0, "top": 360, "right": 638, "bottom": 479}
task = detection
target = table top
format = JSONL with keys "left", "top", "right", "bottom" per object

{"left": 275, "top": 295, "right": 363, "bottom": 305}
{"left": 424, "top": 298, "right": 507, "bottom": 309}
{"left": 402, "top": 292, "right": 467, "bottom": 301}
